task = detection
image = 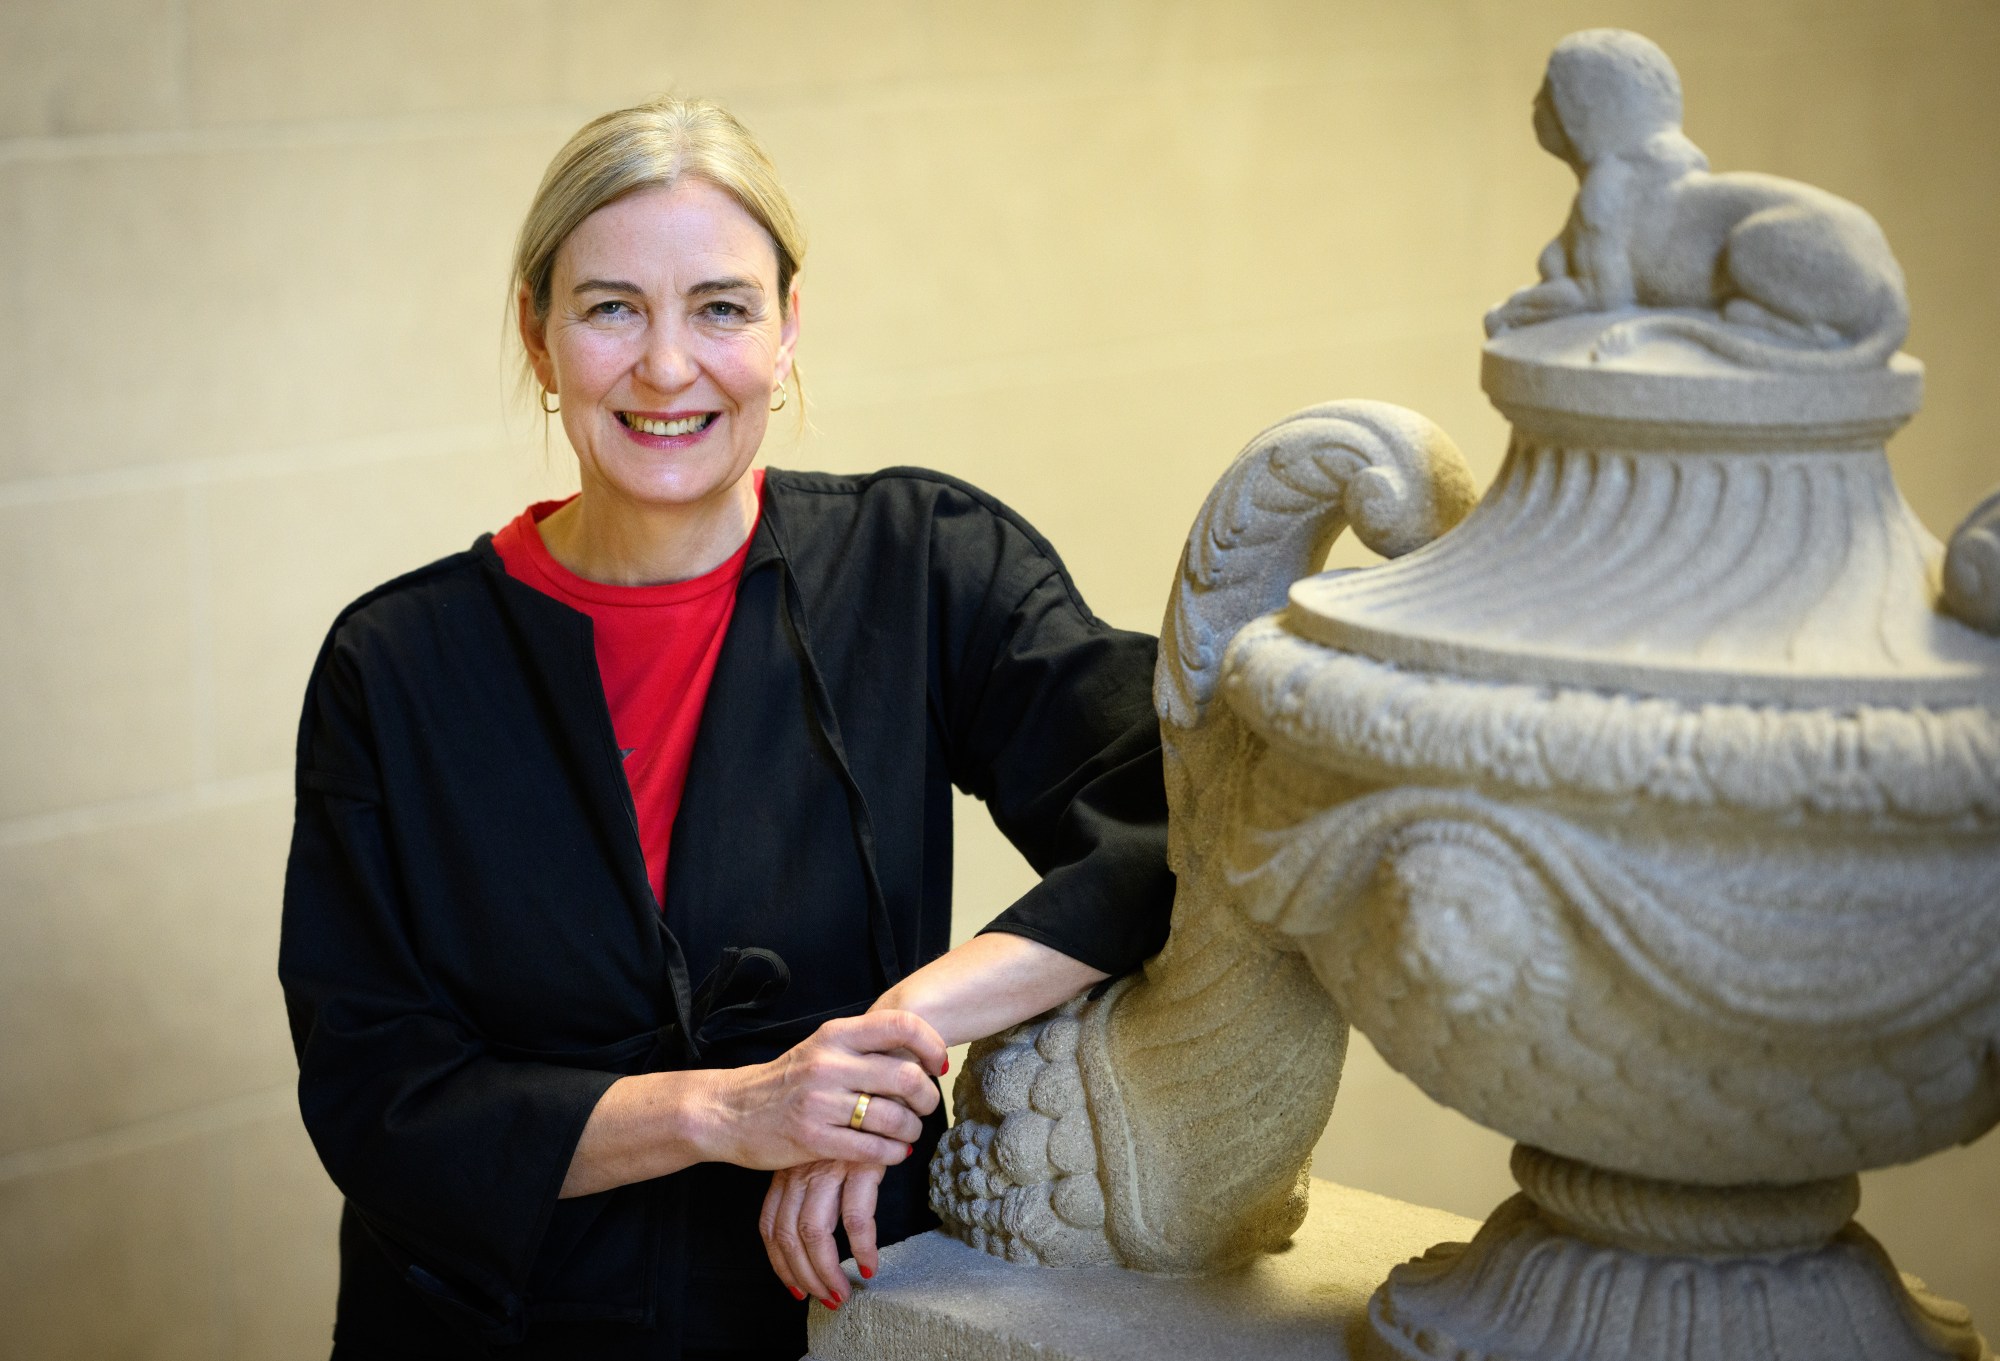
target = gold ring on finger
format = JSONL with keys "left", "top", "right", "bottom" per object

{"left": 848, "top": 1093, "right": 871, "bottom": 1130}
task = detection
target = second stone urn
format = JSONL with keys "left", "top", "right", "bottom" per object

{"left": 935, "top": 28, "right": 2000, "bottom": 1361}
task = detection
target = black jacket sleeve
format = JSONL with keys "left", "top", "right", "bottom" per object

{"left": 279, "top": 627, "right": 619, "bottom": 1343}
{"left": 933, "top": 491, "right": 1176, "bottom": 974}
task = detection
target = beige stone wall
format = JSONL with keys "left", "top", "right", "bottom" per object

{"left": 2, "top": 2, "right": 1994, "bottom": 1353}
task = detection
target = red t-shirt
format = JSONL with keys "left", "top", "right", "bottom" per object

{"left": 491, "top": 475, "right": 761, "bottom": 907}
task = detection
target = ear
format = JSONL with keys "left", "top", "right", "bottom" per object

{"left": 774, "top": 276, "right": 803, "bottom": 389}
{"left": 517, "top": 282, "right": 557, "bottom": 394}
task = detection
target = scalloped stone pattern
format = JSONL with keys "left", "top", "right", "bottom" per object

{"left": 1224, "top": 741, "right": 2000, "bottom": 1185}
{"left": 929, "top": 998, "right": 1113, "bottom": 1268}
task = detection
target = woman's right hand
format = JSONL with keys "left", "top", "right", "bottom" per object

{"left": 695, "top": 1009, "right": 946, "bottom": 1170}
{"left": 561, "top": 1009, "right": 945, "bottom": 1198}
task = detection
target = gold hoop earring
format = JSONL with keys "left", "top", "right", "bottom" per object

{"left": 769, "top": 386, "right": 788, "bottom": 412}
{"left": 539, "top": 389, "right": 559, "bottom": 415}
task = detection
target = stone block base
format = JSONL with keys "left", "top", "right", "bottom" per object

{"left": 805, "top": 1179, "right": 1479, "bottom": 1360}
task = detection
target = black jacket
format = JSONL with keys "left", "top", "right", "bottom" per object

{"left": 280, "top": 468, "right": 1174, "bottom": 1357}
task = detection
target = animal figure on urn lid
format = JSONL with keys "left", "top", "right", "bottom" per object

{"left": 1486, "top": 28, "right": 1910, "bottom": 370}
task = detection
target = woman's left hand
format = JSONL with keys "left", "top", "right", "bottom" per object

{"left": 759, "top": 1158, "right": 888, "bottom": 1306}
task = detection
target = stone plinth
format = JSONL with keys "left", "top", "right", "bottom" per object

{"left": 806, "top": 1180, "right": 1479, "bottom": 1361}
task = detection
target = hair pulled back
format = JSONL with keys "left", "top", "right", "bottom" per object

{"left": 512, "top": 97, "right": 806, "bottom": 387}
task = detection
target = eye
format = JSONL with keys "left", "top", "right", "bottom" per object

{"left": 700, "top": 299, "right": 750, "bottom": 321}
{"left": 588, "top": 299, "right": 636, "bottom": 319}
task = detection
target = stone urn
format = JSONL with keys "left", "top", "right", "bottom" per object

{"left": 1223, "top": 315, "right": 1999, "bottom": 1359}
{"left": 1221, "top": 31, "right": 2000, "bottom": 1361}
{"left": 934, "top": 27, "right": 1999, "bottom": 1361}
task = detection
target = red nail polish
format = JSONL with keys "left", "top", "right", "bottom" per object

{"left": 830, "top": 1293, "right": 843, "bottom": 1308}
{"left": 787, "top": 1286, "right": 804, "bottom": 1301}
{"left": 941, "top": 1056, "right": 950, "bottom": 1074}
{"left": 905, "top": 1144, "right": 915, "bottom": 1157}
{"left": 859, "top": 1264, "right": 874, "bottom": 1279}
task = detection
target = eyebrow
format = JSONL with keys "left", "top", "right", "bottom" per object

{"left": 569, "top": 276, "right": 765, "bottom": 298}
{"left": 571, "top": 278, "right": 643, "bottom": 296}
{"left": 685, "top": 276, "right": 764, "bottom": 298}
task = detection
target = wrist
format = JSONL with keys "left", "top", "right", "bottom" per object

{"left": 671, "top": 1066, "right": 730, "bottom": 1166}
{"left": 563, "top": 1069, "right": 714, "bottom": 1198}
{"left": 868, "top": 983, "right": 917, "bottom": 1017}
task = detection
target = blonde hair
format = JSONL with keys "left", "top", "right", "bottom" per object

{"left": 512, "top": 96, "right": 806, "bottom": 389}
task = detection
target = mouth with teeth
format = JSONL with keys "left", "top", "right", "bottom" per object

{"left": 619, "top": 411, "right": 718, "bottom": 438}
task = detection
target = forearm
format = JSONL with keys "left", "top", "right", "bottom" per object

{"left": 559, "top": 1068, "right": 720, "bottom": 1198}
{"left": 869, "top": 931, "right": 1108, "bottom": 1048}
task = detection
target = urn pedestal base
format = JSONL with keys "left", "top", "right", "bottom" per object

{"left": 1367, "top": 1147, "right": 1990, "bottom": 1361}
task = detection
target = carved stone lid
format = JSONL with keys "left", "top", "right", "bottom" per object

{"left": 1285, "top": 318, "right": 1998, "bottom": 709}
{"left": 1481, "top": 310, "right": 1924, "bottom": 449}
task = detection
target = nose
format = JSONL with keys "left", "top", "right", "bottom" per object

{"left": 635, "top": 317, "right": 699, "bottom": 394}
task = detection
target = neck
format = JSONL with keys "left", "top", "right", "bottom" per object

{"left": 539, "top": 470, "right": 759, "bottom": 586}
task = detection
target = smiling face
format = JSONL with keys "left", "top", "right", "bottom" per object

{"left": 520, "top": 178, "right": 800, "bottom": 521}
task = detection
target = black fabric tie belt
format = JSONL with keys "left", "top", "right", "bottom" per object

{"left": 652, "top": 945, "right": 794, "bottom": 1068}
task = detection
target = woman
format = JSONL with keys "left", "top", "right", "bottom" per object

{"left": 280, "top": 97, "right": 1173, "bottom": 1360}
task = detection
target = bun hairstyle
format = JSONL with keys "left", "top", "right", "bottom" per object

{"left": 511, "top": 96, "right": 806, "bottom": 389}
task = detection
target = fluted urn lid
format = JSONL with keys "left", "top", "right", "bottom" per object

{"left": 1285, "top": 314, "right": 1997, "bottom": 708}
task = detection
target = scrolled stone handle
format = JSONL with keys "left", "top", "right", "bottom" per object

{"left": 935, "top": 402, "right": 1472, "bottom": 1276}
{"left": 1157, "top": 400, "right": 1475, "bottom": 733}
{"left": 1942, "top": 486, "right": 2000, "bottom": 634}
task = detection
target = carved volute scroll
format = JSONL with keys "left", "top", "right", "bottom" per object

{"left": 1158, "top": 400, "right": 1478, "bottom": 731}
